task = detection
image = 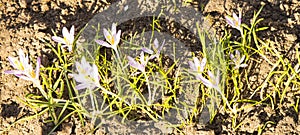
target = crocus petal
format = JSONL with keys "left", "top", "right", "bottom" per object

{"left": 35, "top": 57, "right": 41, "bottom": 79}
{"left": 192, "top": 57, "right": 200, "bottom": 66}
{"left": 114, "top": 30, "right": 121, "bottom": 46}
{"left": 158, "top": 40, "right": 165, "bottom": 53}
{"left": 128, "top": 56, "right": 139, "bottom": 68}
{"left": 140, "top": 52, "right": 145, "bottom": 63}
{"left": 73, "top": 74, "right": 86, "bottom": 83}
{"left": 19, "top": 49, "right": 29, "bottom": 69}
{"left": 128, "top": 56, "right": 144, "bottom": 72}
{"left": 233, "top": 13, "right": 239, "bottom": 24}
{"left": 207, "top": 71, "right": 215, "bottom": 81}
{"left": 73, "top": 57, "right": 101, "bottom": 90}
{"left": 52, "top": 36, "right": 66, "bottom": 44}
{"left": 225, "top": 16, "right": 235, "bottom": 27}
{"left": 230, "top": 53, "right": 235, "bottom": 60}
{"left": 62, "top": 27, "right": 69, "bottom": 38}
{"left": 70, "top": 25, "right": 75, "bottom": 39}
{"left": 76, "top": 83, "right": 87, "bottom": 90}
{"left": 7, "top": 56, "right": 19, "bottom": 70}
{"left": 240, "top": 64, "right": 248, "bottom": 68}
{"left": 240, "top": 55, "right": 246, "bottom": 64}
{"left": 235, "top": 50, "right": 240, "bottom": 57}
{"left": 200, "top": 58, "right": 207, "bottom": 72}
{"left": 103, "top": 28, "right": 111, "bottom": 42}
{"left": 236, "top": 11, "right": 242, "bottom": 26}
{"left": 206, "top": 71, "right": 218, "bottom": 89}
{"left": 75, "top": 61, "right": 83, "bottom": 73}
{"left": 154, "top": 38, "right": 159, "bottom": 49}
{"left": 142, "top": 47, "right": 154, "bottom": 54}
{"left": 95, "top": 40, "right": 112, "bottom": 48}
{"left": 92, "top": 65, "right": 101, "bottom": 87}
{"left": 4, "top": 70, "right": 24, "bottom": 75}
{"left": 111, "top": 23, "right": 117, "bottom": 35}
{"left": 188, "top": 61, "right": 197, "bottom": 71}
{"left": 198, "top": 75, "right": 213, "bottom": 88}
{"left": 18, "top": 75, "right": 32, "bottom": 81}
{"left": 62, "top": 26, "right": 74, "bottom": 45}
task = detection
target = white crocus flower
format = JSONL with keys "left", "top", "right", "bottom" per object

{"left": 142, "top": 38, "right": 165, "bottom": 60}
{"left": 95, "top": 23, "right": 121, "bottom": 55}
{"left": 225, "top": 11, "right": 243, "bottom": 36}
{"left": 188, "top": 57, "right": 220, "bottom": 90}
{"left": 229, "top": 50, "right": 248, "bottom": 69}
{"left": 52, "top": 25, "right": 75, "bottom": 52}
{"left": 72, "top": 57, "right": 101, "bottom": 90}
{"left": 5, "top": 49, "right": 40, "bottom": 84}
{"left": 128, "top": 52, "right": 149, "bottom": 73}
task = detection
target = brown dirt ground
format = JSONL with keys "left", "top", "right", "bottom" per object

{"left": 0, "top": 0, "right": 299, "bottom": 134}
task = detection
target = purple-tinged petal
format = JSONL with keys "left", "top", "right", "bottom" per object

{"left": 192, "top": 57, "right": 200, "bottom": 66}
{"left": 73, "top": 74, "right": 86, "bottom": 83}
{"left": 207, "top": 71, "right": 218, "bottom": 89}
{"left": 233, "top": 13, "right": 239, "bottom": 24}
{"left": 149, "top": 55, "right": 157, "bottom": 60}
{"left": 188, "top": 60, "right": 197, "bottom": 71}
{"left": 73, "top": 56, "right": 101, "bottom": 90}
{"left": 95, "top": 40, "right": 112, "bottom": 48}
{"left": 35, "top": 57, "right": 41, "bottom": 79}
{"left": 237, "top": 11, "right": 242, "bottom": 25}
{"left": 198, "top": 75, "right": 213, "bottom": 88}
{"left": 52, "top": 36, "right": 66, "bottom": 44}
{"left": 76, "top": 83, "right": 87, "bottom": 90}
{"left": 225, "top": 16, "right": 235, "bottom": 27}
{"left": 7, "top": 56, "right": 19, "bottom": 70}
{"left": 4, "top": 70, "right": 24, "bottom": 75}
{"left": 75, "top": 61, "right": 83, "bottom": 74}
{"left": 127, "top": 56, "right": 139, "bottom": 68}
{"left": 230, "top": 53, "right": 235, "bottom": 61}
{"left": 142, "top": 47, "right": 154, "bottom": 54}
{"left": 128, "top": 56, "right": 144, "bottom": 72}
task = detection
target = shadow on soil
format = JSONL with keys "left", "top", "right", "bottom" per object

{"left": 0, "top": 101, "right": 21, "bottom": 118}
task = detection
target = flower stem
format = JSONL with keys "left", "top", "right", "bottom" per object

{"left": 34, "top": 81, "right": 48, "bottom": 100}
{"left": 143, "top": 72, "right": 152, "bottom": 105}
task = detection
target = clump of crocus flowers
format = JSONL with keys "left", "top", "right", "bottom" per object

{"left": 188, "top": 57, "right": 235, "bottom": 112}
